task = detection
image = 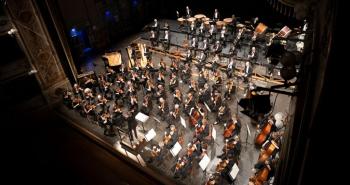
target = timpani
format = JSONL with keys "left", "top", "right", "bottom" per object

{"left": 194, "top": 14, "right": 206, "bottom": 20}
{"left": 204, "top": 20, "right": 210, "bottom": 29}
{"left": 177, "top": 17, "right": 185, "bottom": 25}
{"left": 216, "top": 21, "right": 225, "bottom": 29}
{"left": 236, "top": 23, "right": 245, "bottom": 29}
{"left": 223, "top": 18, "right": 233, "bottom": 25}
{"left": 187, "top": 17, "right": 196, "bottom": 23}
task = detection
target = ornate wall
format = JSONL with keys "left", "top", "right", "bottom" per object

{"left": 6, "top": 0, "right": 70, "bottom": 104}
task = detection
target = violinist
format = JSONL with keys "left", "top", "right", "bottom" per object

{"left": 174, "top": 156, "right": 188, "bottom": 179}
{"left": 169, "top": 104, "right": 180, "bottom": 126}
{"left": 195, "top": 118, "right": 209, "bottom": 141}
{"left": 145, "top": 79, "right": 156, "bottom": 96}
{"left": 83, "top": 88, "right": 94, "bottom": 103}
{"left": 188, "top": 79, "right": 198, "bottom": 95}
{"left": 213, "top": 41, "right": 222, "bottom": 54}
{"left": 184, "top": 49, "right": 192, "bottom": 64}
{"left": 169, "top": 72, "right": 179, "bottom": 92}
{"left": 73, "top": 83, "right": 83, "bottom": 98}
{"left": 105, "top": 66, "right": 116, "bottom": 83}
{"left": 213, "top": 9, "right": 220, "bottom": 22}
{"left": 148, "top": 145, "right": 162, "bottom": 163}
{"left": 173, "top": 88, "right": 182, "bottom": 105}
{"left": 157, "top": 71, "right": 165, "bottom": 85}
{"left": 181, "top": 63, "right": 191, "bottom": 84}
{"left": 130, "top": 71, "right": 140, "bottom": 90}
{"left": 215, "top": 102, "right": 230, "bottom": 125}
{"left": 115, "top": 74, "right": 125, "bottom": 88}
{"left": 96, "top": 94, "right": 108, "bottom": 112}
{"left": 170, "top": 59, "right": 179, "bottom": 74}
{"left": 150, "top": 30, "right": 157, "bottom": 47}
{"left": 72, "top": 95, "right": 83, "bottom": 112}
{"left": 224, "top": 79, "right": 235, "bottom": 100}
{"left": 111, "top": 104, "right": 123, "bottom": 127}
{"left": 184, "top": 92, "right": 195, "bottom": 115}
{"left": 140, "top": 94, "right": 152, "bottom": 116}
{"left": 210, "top": 90, "right": 222, "bottom": 113}
{"left": 83, "top": 101, "right": 97, "bottom": 121}
{"left": 129, "top": 94, "right": 138, "bottom": 112}
{"left": 186, "top": 142, "right": 197, "bottom": 159}
{"left": 197, "top": 70, "right": 207, "bottom": 88}
{"left": 248, "top": 47, "right": 257, "bottom": 61}
{"left": 199, "top": 83, "right": 211, "bottom": 104}
{"left": 126, "top": 81, "right": 136, "bottom": 97}
{"left": 99, "top": 110, "right": 111, "bottom": 128}
{"left": 158, "top": 97, "right": 169, "bottom": 121}
{"left": 243, "top": 61, "right": 253, "bottom": 82}
{"left": 196, "top": 51, "right": 207, "bottom": 71}
{"left": 63, "top": 90, "right": 73, "bottom": 108}
{"left": 226, "top": 57, "right": 235, "bottom": 78}
{"left": 159, "top": 59, "right": 167, "bottom": 74}
{"left": 155, "top": 84, "right": 166, "bottom": 100}
{"left": 114, "top": 86, "right": 125, "bottom": 105}
{"left": 213, "top": 70, "right": 222, "bottom": 90}
{"left": 103, "top": 112, "right": 115, "bottom": 137}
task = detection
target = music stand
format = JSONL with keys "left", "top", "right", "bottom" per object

{"left": 229, "top": 163, "right": 240, "bottom": 181}
{"left": 199, "top": 154, "right": 210, "bottom": 180}
{"left": 135, "top": 112, "right": 149, "bottom": 133}
{"left": 170, "top": 142, "right": 182, "bottom": 157}
{"left": 144, "top": 128, "right": 156, "bottom": 142}
{"left": 180, "top": 116, "right": 187, "bottom": 128}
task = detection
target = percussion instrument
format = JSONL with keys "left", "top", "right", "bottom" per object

{"left": 255, "top": 23, "right": 268, "bottom": 34}
{"left": 177, "top": 17, "right": 185, "bottom": 25}
{"left": 236, "top": 23, "right": 245, "bottom": 28}
{"left": 194, "top": 14, "right": 206, "bottom": 20}
{"left": 223, "top": 18, "right": 233, "bottom": 25}
{"left": 187, "top": 17, "right": 196, "bottom": 23}
{"left": 216, "top": 21, "right": 224, "bottom": 29}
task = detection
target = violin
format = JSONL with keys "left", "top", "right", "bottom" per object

{"left": 215, "top": 160, "right": 228, "bottom": 173}
{"left": 223, "top": 121, "right": 236, "bottom": 138}
{"left": 187, "top": 143, "right": 196, "bottom": 156}
{"left": 163, "top": 133, "right": 172, "bottom": 145}
{"left": 255, "top": 120, "right": 273, "bottom": 146}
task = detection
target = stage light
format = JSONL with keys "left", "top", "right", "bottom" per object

{"left": 70, "top": 27, "right": 78, "bottom": 37}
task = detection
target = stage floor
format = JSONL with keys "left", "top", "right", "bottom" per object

{"left": 62, "top": 19, "right": 296, "bottom": 185}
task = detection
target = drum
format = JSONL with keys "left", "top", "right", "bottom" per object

{"left": 187, "top": 17, "right": 196, "bottom": 23}
{"left": 194, "top": 14, "right": 205, "bottom": 20}
{"left": 255, "top": 23, "right": 268, "bottom": 34}
{"left": 236, "top": 23, "right": 245, "bottom": 29}
{"left": 216, "top": 21, "right": 224, "bottom": 29}
{"left": 223, "top": 18, "right": 233, "bottom": 25}
{"left": 177, "top": 17, "right": 185, "bottom": 25}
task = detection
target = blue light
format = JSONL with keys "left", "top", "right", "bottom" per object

{"left": 70, "top": 27, "right": 78, "bottom": 37}
{"left": 132, "top": 0, "right": 138, "bottom": 7}
{"left": 105, "top": 10, "right": 111, "bottom": 17}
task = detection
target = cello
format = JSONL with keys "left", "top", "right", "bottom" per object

{"left": 223, "top": 121, "right": 236, "bottom": 138}
{"left": 255, "top": 120, "right": 273, "bottom": 146}
{"left": 189, "top": 108, "right": 202, "bottom": 126}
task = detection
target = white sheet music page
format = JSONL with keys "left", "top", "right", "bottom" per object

{"left": 180, "top": 116, "right": 186, "bottom": 128}
{"left": 229, "top": 163, "right": 239, "bottom": 180}
{"left": 199, "top": 154, "right": 210, "bottom": 171}
{"left": 135, "top": 112, "right": 149, "bottom": 123}
{"left": 212, "top": 127, "right": 217, "bottom": 140}
{"left": 145, "top": 128, "right": 156, "bottom": 142}
{"left": 170, "top": 142, "right": 182, "bottom": 157}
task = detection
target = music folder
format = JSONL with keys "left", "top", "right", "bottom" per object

{"left": 144, "top": 128, "right": 156, "bottom": 142}
{"left": 135, "top": 112, "right": 149, "bottom": 123}
{"left": 199, "top": 154, "right": 210, "bottom": 171}
{"left": 180, "top": 116, "right": 186, "bottom": 128}
{"left": 170, "top": 142, "right": 182, "bottom": 157}
{"left": 229, "top": 163, "right": 239, "bottom": 180}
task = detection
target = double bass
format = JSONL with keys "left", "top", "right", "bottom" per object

{"left": 258, "top": 140, "right": 279, "bottom": 163}
{"left": 255, "top": 120, "right": 273, "bottom": 146}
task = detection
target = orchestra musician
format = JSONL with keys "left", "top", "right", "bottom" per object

{"left": 150, "top": 30, "right": 157, "bottom": 46}
{"left": 185, "top": 6, "right": 191, "bottom": 18}
{"left": 169, "top": 104, "right": 180, "bottom": 126}
{"left": 213, "top": 70, "right": 222, "bottom": 90}
{"left": 196, "top": 51, "right": 207, "bottom": 71}
{"left": 83, "top": 101, "right": 97, "bottom": 121}
{"left": 159, "top": 59, "right": 167, "bottom": 74}
{"left": 72, "top": 95, "right": 83, "bottom": 113}
{"left": 181, "top": 63, "right": 191, "bottom": 84}
{"left": 173, "top": 88, "right": 183, "bottom": 105}
{"left": 199, "top": 83, "right": 211, "bottom": 104}
{"left": 223, "top": 118, "right": 241, "bottom": 139}
{"left": 210, "top": 90, "right": 222, "bottom": 113}
{"left": 224, "top": 79, "right": 235, "bottom": 100}
{"left": 158, "top": 97, "right": 169, "bottom": 121}
{"left": 96, "top": 94, "right": 108, "bottom": 112}
{"left": 129, "top": 94, "right": 138, "bottom": 112}
{"left": 111, "top": 104, "right": 123, "bottom": 127}
{"left": 190, "top": 37, "right": 197, "bottom": 56}
{"left": 208, "top": 24, "right": 215, "bottom": 43}
{"left": 63, "top": 90, "right": 73, "bottom": 109}
{"left": 157, "top": 71, "right": 165, "bottom": 85}
{"left": 243, "top": 61, "right": 253, "bottom": 82}
{"left": 198, "top": 22, "right": 205, "bottom": 41}
{"left": 162, "top": 30, "right": 170, "bottom": 50}
{"left": 184, "top": 92, "right": 195, "bottom": 115}
{"left": 148, "top": 145, "right": 162, "bottom": 163}
{"left": 184, "top": 49, "right": 192, "bottom": 64}
{"left": 73, "top": 83, "right": 83, "bottom": 98}
{"left": 220, "top": 26, "right": 227, "bottom": 46}
{"left": 213, "top": 40, "right": 222, "bottom": 54}
{"left": 197, "top": 71, "right": 207, "bottom": 89}
{"left": 169, "top": 72, "right": 179, "bottom": 92}
{"left": 248, "top": 46, "right": 257, "bottom": 61}
{"left": 213, "top": 9, "right": 220, "bottom": 22}
{"left": 83, "top": 88, "right": 94, "bottom": 103}
{"left": 156, "top": 84, "right": 166, "bottom": 100}
{"left": 140, "top": 94, "right": 152, "bottom": 116}
{"left": 170, "top": 59, "right": 179, "bottom": 74}
{"left": 188, "top": 79, "right": 198, "bottom": 95}
{"left": 211, "top": 54, "right": 220, "bottom": 72}
{"left": 216, "top": 102, "right": 230, "bottom": 125}
{"left": 145, "top": 79, "right": 156, "bottom": 96}
{"left": 226, "top": 57, "right": 235, "bottom": 78}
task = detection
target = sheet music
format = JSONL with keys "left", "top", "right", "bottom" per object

{"left": 212, "top": 127, "right": 216, "bottom": 140}
{"left": 199, "top": 154, "right": 210, "bottom": 171}
{"left": 180, "top": 116, "right": 186, "bottom": 128}
{"left": 204, "top": 102, "right": 211, "bottom": 112}
{"left": 170, "top": 142, "right": 182, "bottom": 157}
{"left": 229, "top": 163, "right": 239, "bottom": 180}
{"left": 135, "top": 112, "right": 149, "bottom": 123}
{"left": 145, "top": 128, "right": 156, "bottom": 142}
